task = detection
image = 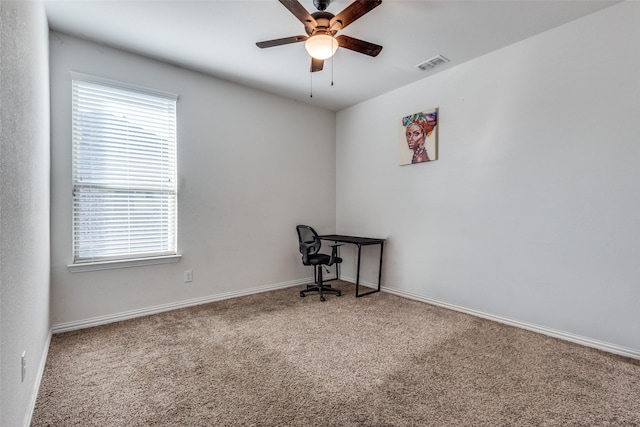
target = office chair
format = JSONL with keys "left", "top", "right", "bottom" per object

{"left": 296, "top": 225, "right": 342, "bottom": 301}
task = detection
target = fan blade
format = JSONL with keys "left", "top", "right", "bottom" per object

{"left": 330, "top": 0, "right": 382, "bottom": 31}
{"left": 256, "top": 35, "right": 308, "bottom": 49}
{"left": 311, "top": 57, "right": 324, "bottom": 72}
{"left": 279, "top": 0, "right": 317, "bottom": 31}
{"left": 336, "top": 35, "right": 382, "bottom": 57}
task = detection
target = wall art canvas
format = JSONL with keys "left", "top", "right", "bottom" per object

{"left": 399, "top": 108, "right": 438, "bottom": 165}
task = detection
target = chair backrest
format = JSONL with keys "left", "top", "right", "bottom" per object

{"left": 296, "top": 225, "right": 321, "bottom": 265}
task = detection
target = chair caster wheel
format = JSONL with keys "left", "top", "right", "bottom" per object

{"left": 300, "top": 292, "right": 305, "bottom": 297}
{"left": 320, "top": 296, "right": 326, "bottom": 302}
{"left": 337, "top": 291, "right": 342, "bottom": 297}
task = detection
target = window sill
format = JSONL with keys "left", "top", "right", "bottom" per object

{"left": 67, "top": 254, "right": 182, "bottom": 273}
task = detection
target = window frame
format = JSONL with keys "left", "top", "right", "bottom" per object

{"left": 68, "top": 73, "right": 181, "bottom": 272}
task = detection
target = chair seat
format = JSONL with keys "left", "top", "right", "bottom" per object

{"left": 307, "top": 254, "right": 342, "bottom": 266}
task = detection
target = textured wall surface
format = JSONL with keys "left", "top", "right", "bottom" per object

{"left": 0, "top": 1, "right": 51, "bottom": 426}
{"left": 49, "top": 33, "right": 337, "bottom": 327}
{"left": 336, "top": 2, "right": 640, "bottom": 352}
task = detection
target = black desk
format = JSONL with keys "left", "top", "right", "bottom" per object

{"left": 319, "top": 234, "right": 385, "bottom": 297}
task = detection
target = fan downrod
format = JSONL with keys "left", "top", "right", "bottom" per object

{"left": 313, "top": 0, "right": 331, "bottom": 11}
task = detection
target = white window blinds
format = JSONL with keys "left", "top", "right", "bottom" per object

{"left": 72, "top": 75, "right": 178, "bottom": 263}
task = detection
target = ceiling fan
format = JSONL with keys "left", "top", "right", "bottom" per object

{"left": 256, "top": 0, "right": 383, "bottom": 72}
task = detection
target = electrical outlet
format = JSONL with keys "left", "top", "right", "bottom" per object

{"left": 21, "top": 351, "right": 26, "bottom": 383}
{"left": 184, "top": 270, "right": 193, "bottom": 283}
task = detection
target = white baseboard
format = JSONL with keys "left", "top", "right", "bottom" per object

{"left": 24, "top": 330, "right": 52, "bottom": 427}
{"left": 51, "top": 278, "right": 310, "bottom": 334}
{"left": 380, "top": 285, "right": 640, "bottom": 361}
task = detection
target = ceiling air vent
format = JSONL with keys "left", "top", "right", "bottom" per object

{"left": 416, "top": 55, "right": 449, "bottom": 71}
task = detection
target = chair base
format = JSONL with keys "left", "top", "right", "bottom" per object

{"left": 300, "top": 284, "right": 341, "bottom": 302}
{"left": 300, "top": 265, "right": 341, "bottom": 301}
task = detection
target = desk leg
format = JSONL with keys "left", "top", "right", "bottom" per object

{"left": 377, "top": 241, "right": 384, "bottom": 292}
{"left": 335, "top": 241, "right": 341, "bottom": 280}
{"left": 355, "top": 242, "right": 384, "bottom": 298}
{"left": 355, "top": 244, "right": 362, "bottom": 297}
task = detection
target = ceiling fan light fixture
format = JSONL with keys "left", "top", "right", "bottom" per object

{"left": 305, "top": 34, "right": 338, "bottom": 60}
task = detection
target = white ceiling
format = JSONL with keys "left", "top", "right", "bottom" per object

{"left": 43, "top": 0, "right": 618, "bottom": 112}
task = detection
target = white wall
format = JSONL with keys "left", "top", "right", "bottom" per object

{"left": 0, "top": 2, "right": 51, "bottom": 426}
{"left": 49, "top": 33, "right": 336, "bottom": 327}
{"left": 336, "top": 1, "right": 640, "bottom": 353}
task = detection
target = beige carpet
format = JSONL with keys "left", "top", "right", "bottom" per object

{"left": 32, "top": 281, "right": 640, "bottom": 426}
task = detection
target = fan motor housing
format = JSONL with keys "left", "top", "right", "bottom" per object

{"left": 307, "top": 11, "right": 337, "bottom": 36}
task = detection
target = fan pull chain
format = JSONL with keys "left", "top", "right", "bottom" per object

{"left": 331, "top": 53, "right": 334, "bottom": 86}
{"left": 310, "top": 71, "right": 313, "bottom": 98}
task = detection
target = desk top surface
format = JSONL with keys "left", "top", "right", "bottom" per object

{"left": 319, "top": 234, "right": 385, "bottom": 245}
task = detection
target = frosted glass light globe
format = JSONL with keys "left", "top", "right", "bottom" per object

{"left": 305, "top": 34, "right": 338, "bottom": 60}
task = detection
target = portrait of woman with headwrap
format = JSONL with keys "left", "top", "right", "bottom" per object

{"left": 400, "top": 109, "right": 438, "bottom": 165}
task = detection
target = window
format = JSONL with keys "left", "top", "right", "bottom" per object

{"left": 71, "top": 74, "right": 178, "bottom": 266}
